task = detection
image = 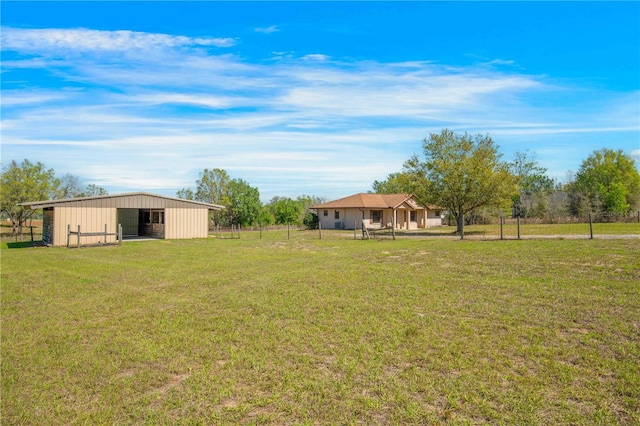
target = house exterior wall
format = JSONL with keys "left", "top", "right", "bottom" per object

{"left": 318, "top": 207, "right": 440, "bottom": 231}
{"left": 425, "top": 209, "right": 443, "bottom": 227}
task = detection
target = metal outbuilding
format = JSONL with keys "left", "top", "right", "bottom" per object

{"left": 20, "top": 192, "right": 224, "bottom": 246}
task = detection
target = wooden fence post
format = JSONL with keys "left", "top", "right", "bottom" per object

{"left": 119, "top": 224, "right": 123, "bottom": 245}
{"left": 104, "top": 224, "right": 108, "bottom": 243}
{"left": 354, "top": 221, "right": 357, "bottom": 240}
{"left": 67, "top": 224, "right": 70, "bottom": 247}
{"left": 500, "top": 216, "right": 504, "bottom": 240}
{"left": 517, "top": 216, "right": 520, "bottom": 240}
{"left": 392, "top": 216, "right": 396, "bottom": 241}
{"left": 318, "top": 221, "right": 322, "bottom": 239}
{"left": 589, "top": 213, "right": 593, "bottom": 239}
{"left": 77, "top": 225, "right": 81, "bottom": 248}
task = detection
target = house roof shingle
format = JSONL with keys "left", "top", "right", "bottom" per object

{"left": 311, "top": 193, "right": 438, "bottom": 210}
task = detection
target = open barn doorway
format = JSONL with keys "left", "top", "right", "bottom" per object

{"left": 116, "top": 208, "right": 165, "bottom": 240}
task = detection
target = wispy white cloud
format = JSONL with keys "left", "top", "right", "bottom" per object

{"left": 255, "top": 25, "right": 279, "bottom": 34}
{"left": 0, "top": 27, "right": 236, "bottom": 53}
{"left": 301, "top": 54, "right": 330, "bottom": 61}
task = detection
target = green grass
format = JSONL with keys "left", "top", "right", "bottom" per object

{"left": 2, "top": 233, "right": 639, "bottom": 424}
{"left": 387, "top": 222, "right": 640, "bottom": 238}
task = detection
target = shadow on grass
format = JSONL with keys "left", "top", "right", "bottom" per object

{"left": 4, "top": 240, "right": 46, "bottom": 249}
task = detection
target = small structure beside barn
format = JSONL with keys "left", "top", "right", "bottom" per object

{"left": 312, "top": 193, "right": 442, "bottom": 230}
{"left": 20, "top": 192, "right": 223, "bottom": 246}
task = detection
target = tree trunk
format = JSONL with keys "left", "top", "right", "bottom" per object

{"left": 456, "top": 211, "right": 464, "bottom": 238}
{"left": 11, "top": 218, "right": 22, "bottom": 236}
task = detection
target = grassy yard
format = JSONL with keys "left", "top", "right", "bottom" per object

{"left": 2, "top": 233, "right": 639, "bottom": 424}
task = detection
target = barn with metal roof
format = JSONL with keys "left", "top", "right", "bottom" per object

{"left": 21, "top": 192, "right": 223, "bottom": 246}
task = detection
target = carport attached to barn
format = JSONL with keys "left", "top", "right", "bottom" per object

{"left": 21, "top": 192, "right": 223, "bottom": 246}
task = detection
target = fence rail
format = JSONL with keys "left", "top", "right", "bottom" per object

{"left": 67, "top": 224, "right": 123, "bottom": 248}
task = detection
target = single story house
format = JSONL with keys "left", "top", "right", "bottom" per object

{"left": 312, "top": 193, "right": 442, "bottom": 230}
{"left": 21, "top": 192, "right": 223, "bottom": 246}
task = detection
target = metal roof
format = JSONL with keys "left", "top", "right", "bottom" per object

{"left": 20, "top": 192, "right": 225, "bottom": 210}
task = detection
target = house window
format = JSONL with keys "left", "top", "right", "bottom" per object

{"left": 371, "top": 210, "right": 382, "bottom": 223}
{"left": 334, "top": 210, "right": 340, "bottom": 219}
{"left": 323, "top": 210, "right": 328, "bottom": 217}
{"left": 410, "top": 211, "right": 417, "bottom": 222}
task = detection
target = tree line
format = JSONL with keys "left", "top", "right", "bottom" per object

{"left": 3, "top": 129, "right": 638, "bottom": 237}
{"left": 0, "top": 160, "right": 109, "bottom": 236}
{"left": 372, "top": 129, "right": 640, "bottom": 235}
{"left": 176, "top": 168, "right": 324, "bottom": 229}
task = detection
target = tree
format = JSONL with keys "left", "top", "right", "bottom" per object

{"left": 1, "top": 160, "right": 59, "bottom": 235}
{"left": 195, "top": 168, "right": 229, "bottom": 204}
{"left": 57, "top": 173, "right": 83, "bottom": 198}
{"left": 81, "top": 184, "right": 108, "bottom": 197}
{"left": 195, "top": 168, "right": 230, "bottom": 227}
{"left": 371, "top": 172, "right": 420, "bottom": 194}
{"left": 568, "top": 148, "right": 640, "bottom": 218}
{"left": 226, "top": 179, "right": 261, "bottom": 227}
{"left": 510, "top": 151, "right": 555, "bottom": 218}
{"left": 268, "top": 197, "right": 304, "bottom": 225}
{"left": 405, "top": 129, "right": 516, "bottom": 236}
{"left": 176, "top": 188, "right": 195, "bottom": 200}
{"left": 56, "top": 173, "right": 108, "bottom": 198}
{"left": 258, "top": 205, "right": 275, "bottom": 227}
{"left": 297, "top": 194, "right": 325, "bottom": 229}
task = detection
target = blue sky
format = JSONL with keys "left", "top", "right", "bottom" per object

{"left": 2, "top": 1, "right": 639, "bottom": 201}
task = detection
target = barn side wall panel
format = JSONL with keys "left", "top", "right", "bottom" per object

{"left": 165, "top": 208, "right": 209, "bottom": 239}
{"left": 53, "top": 206, "right": 117, "bottom": 246}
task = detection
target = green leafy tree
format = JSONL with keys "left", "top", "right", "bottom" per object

{"left": 258, "top": 205, "right": 275, "bottom": 227}
{"left": 1, "top": 159, "right": 59, "bottom": 235}
{"left": 195, "top": 168, "right": 230, "bottom": 226}
{"left": 371, "top": 172, "right": 420, "bottom": 194}
{"left": 510, "top": 150, "right": 555, "bottom": 218}
{"left": 405, "top": 129, "right": 516, "bottom": 236}
{"left": 268, "top": 196, "right": 304, "bottom": 225}
{"left": 568, "top": 148, "right": 640, "bottom": 218}
{"left": 195, "top": 168, "right": 229, "bottom": 205}
{"left": 227, "top": 179, "right": 261, "bottom": 227}
{"left": 176, "top": 188, "right": 195, "bottom": 200}
{"left": 297, "top": 195, "right": 324, "bottom": 229}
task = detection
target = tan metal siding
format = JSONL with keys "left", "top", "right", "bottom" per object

{"left": 165, "top": 208, "right": 208, "bottom": 239}
{"left": 54, "top": 206, "right": 117, "bottom": 246}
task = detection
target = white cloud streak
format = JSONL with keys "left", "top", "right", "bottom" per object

{"left": 0, "top": 27, "right": 236, "bottom": 52}
{"left": 255, "top": 26, "right": 279, "bottom": 34}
